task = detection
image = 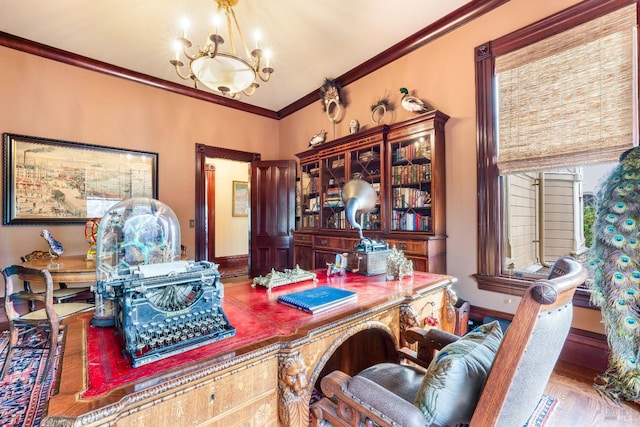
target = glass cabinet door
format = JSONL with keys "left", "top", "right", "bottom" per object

{"left": 320, "top": 153, "right": 346, "bottom": 229}
{"left": 349, "top": 145, "right": 382, "bottom": 231}
{"left": 390, "top": 132, "right": 433, "bottom": 232}
{"left": 300, "top": 161, "right": 320, "bottom": 228}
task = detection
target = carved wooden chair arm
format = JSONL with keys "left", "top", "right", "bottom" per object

{"left": 400, "top": 327, "right": 460, "bottom": 368}
{"left": 313, "top": 370, "right": 426, "bottom": 427}
{"left": 4, "top": 266, "right": 59, "bottom": 324}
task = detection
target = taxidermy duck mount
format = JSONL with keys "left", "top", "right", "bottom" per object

{"left": 399, "top": 87, "right": 433, "bottom": 115}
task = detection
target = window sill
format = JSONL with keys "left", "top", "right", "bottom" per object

{"left": 473, "top": 274, "right": 596, "bottom": 309}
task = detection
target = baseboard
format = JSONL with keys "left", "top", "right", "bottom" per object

{"left": 214, "top": 255, "right": 249, "bottom": 278}
{"left": 469, "top": 306, "right": 608, "bottom": 372}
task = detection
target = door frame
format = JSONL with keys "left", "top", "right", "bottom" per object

{"left": 195, "top": 144, "right": 260, "bottom": 261}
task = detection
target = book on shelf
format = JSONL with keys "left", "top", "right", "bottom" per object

{"left": 331, "top": 158, "right": 345, "bottom": 169}
{"left": 394, "top": 140, "right": 431, "bottom": 162}
{"left": 324, "top": 201, "right": 344, "bottom": 208}
{"left": 278, "top": 286, "right": 357, "bottom": 314}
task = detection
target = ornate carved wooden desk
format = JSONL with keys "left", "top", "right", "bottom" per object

{"left": 43, "top": 271, "right": 455, "bottom": 427}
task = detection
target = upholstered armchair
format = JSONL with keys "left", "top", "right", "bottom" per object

{"left": 311, "top": 256, "right": 588, "bottom": 427}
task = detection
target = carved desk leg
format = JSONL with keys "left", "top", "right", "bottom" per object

{"left": 440, "top": 286, "right": 458, "bottom": 334}
{"left": 278, "top": 350, "right": 310, "bottom": 427}
{"left": 399, "top": 304, "right": 419, "bottom": 348}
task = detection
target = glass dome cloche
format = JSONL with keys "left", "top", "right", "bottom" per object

{"left": 95, "top": 197, "right": 181, "bottom": 282}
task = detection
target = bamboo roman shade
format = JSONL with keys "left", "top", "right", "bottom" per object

{"left": 496, "top": 5, "right": 637, "bottom": 174}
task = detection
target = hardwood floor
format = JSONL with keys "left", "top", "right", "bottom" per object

{"left": 0, "top": 298, "right": 638, "bottom": 425}
{"left": 545, "top": 360, "right": 639, "bottom": 426}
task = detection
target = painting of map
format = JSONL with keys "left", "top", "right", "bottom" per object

{"left": 3, "top": 134, "right": 157, "bottom": 224}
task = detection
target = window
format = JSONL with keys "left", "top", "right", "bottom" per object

{"left": 474, "top": 0, "right": 638, "bottom": 306}
{"left": 503, "top": 164, "right": 616, "bottom": 280}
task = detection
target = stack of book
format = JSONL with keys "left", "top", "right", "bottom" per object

{"left": 324, "top": 187, "right": 343, "bottom": 207}
{"left": 331, "top": 158, "right": 345, "bottom": 169}
{"left": 358, "top": 151, "right": 378, "bottom": 162}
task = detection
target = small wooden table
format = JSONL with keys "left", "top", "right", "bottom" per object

{"left": 19, "top": 254, "right": 95, "bottom": 309}
{"left": 19, "top": 254, "right": 96, "bottom": 284}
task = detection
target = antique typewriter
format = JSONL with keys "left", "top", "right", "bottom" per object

{"left": 92, "top": 198, "right": 235, "bottom": 367}
{"left": 97, "top": 260, "right": 235, "bottom": 367}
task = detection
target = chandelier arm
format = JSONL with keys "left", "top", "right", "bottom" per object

{"left": 242, "top": 83, "right": 259, "bottom": 96}
{"left": 256, "top": 69, "right": 273, "bottom": 82}
{"left": 175, "top": 37, "right": 198, "bottom": 61}
{"left": 182, "top": 49, "right": 198, "bottom": 62}
{"left": 210, "top": 40, "right": 220, "bottom": 59}
{"left": 171, "top": 63, "right": 193, "bottom": 81}
{"left": 169, "top": 59, "right": 194, "bottom": 80}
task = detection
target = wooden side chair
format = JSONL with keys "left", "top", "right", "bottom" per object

{"left": 311, "top": 256, "right": 589, "bottom": 427}
{"left": 1, "top": 265, "right": 94, "bottom": 383}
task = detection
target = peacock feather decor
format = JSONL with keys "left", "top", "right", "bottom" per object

{"left": 588, "top": 146, "right": 640, "bottom": 404}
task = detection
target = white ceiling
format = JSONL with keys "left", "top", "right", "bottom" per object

{"left": 0, "top": 0, "right": 471, "bottom": 112}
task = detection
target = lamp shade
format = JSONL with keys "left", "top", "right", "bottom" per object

{"left": 191, "top": 54, "right": 257, "bottom": 94}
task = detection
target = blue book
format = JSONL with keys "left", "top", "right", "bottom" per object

{"left": 277, "top": 286, "right": 357, "bottom": 314}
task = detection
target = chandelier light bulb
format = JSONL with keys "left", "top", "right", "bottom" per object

{"left": 212, "top": 13, "right": 221, "bottom": 35}
{"left": 180, "top": 17, "right": 189, "bottom": 39}
{"left": 254, "top": 29, "right": 262, "bottom": 49}
{"left": 172, "top": 40, "right": 181, "bottom": 61}
{"left": 264, "top": 49, "right": 271, "bottom": 69}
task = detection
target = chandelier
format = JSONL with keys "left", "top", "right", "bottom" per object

{"left": 170, "top": 0, "right": 274, "bottom": 97}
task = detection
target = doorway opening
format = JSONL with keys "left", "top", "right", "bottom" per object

{"left": 194, "top": 144, "right": 260, "bottom": 276}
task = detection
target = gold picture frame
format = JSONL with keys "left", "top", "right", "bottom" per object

{"left": 232, "top": 181, "right": 248, "bottom": 217}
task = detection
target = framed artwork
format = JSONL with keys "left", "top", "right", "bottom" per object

{"left": 2, "top": 133, "right": 158, "bottom": 225}
{"left": 232, "top": 180, "right": 248, "bottom": 217}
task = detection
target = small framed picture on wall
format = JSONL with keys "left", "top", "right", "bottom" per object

{"left": 232, "top": 181, "right": 248, "bottom": 217}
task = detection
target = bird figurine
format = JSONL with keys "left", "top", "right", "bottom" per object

{"left": 308, "top": 129, "right": 327, "bottom": 147}
{"left": 588, "top": 146, "right": 640, "bottom": 404}
{"left": 399, "top": 87, "right": 432, "bottom": 114}
{"left": 41, "top": 228, "right": 64, "bottom": 259}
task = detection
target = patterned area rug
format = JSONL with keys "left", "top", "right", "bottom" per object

{"left": 0, "top": 329, "right": 62, "bottom": 427}
{"left": 524, "top": 394, "right": 558, "bottom": 427}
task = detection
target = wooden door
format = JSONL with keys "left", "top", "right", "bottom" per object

{"left": 250, "top": 160, "right": 297, "bottom": 277}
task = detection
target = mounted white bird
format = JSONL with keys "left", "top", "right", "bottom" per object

{"left": 399, "top": 87, "right": 433, "bottom": 114}
{"left": 308, "top": 129, "right": 327, "bottom": 147}
{"left": 41, "top": 228, "right": 64, "bottom": 258}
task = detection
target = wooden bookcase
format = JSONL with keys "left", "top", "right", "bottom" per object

{"left": 294, "top": 110, "right": 449, "bottom": 273}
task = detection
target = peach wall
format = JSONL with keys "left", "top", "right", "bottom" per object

{"left": 0, "top": 45, "right": 278, "bottom": 273}
{"left": 279, "top": 0, "right": 606, "bottom": 333}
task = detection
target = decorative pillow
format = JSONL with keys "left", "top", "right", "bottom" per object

{"left": 414, "top": 321, "right": 503, "bottom": 426}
